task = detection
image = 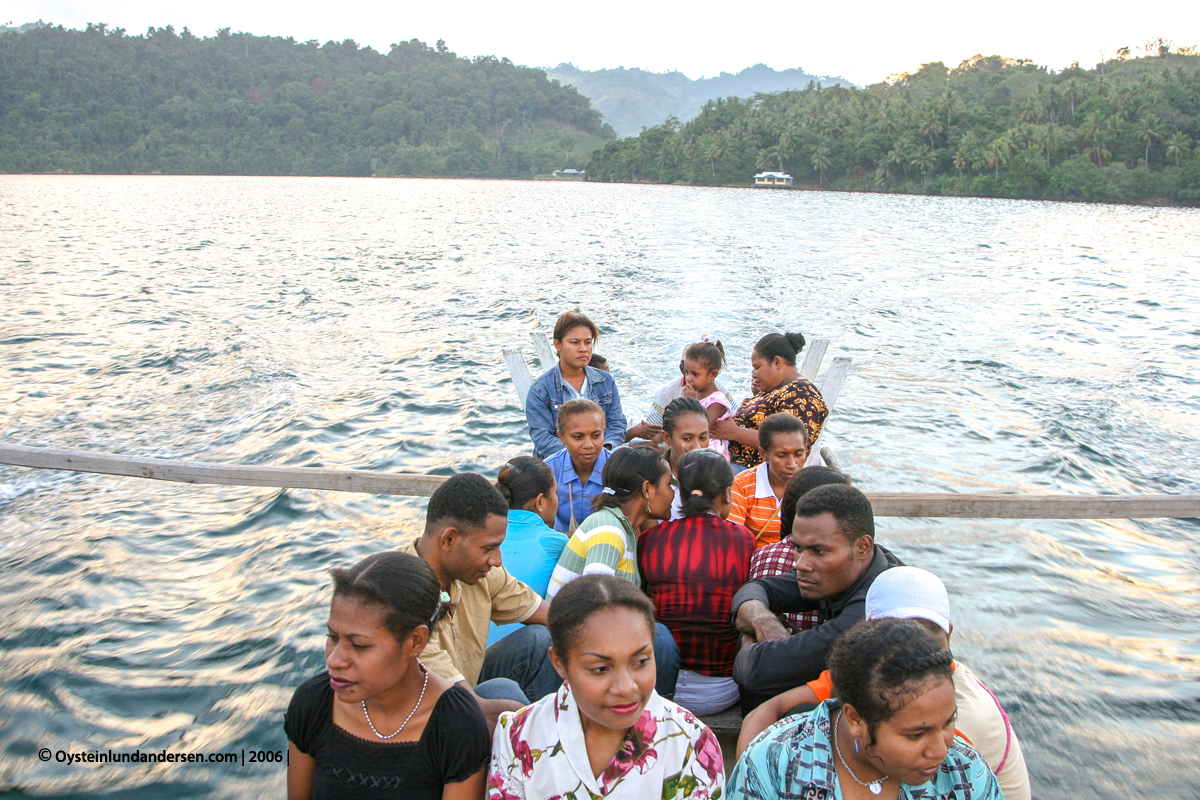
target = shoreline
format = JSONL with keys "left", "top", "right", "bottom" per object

{"left": 4, "top": 170, "right": 1196, "bottom": 209}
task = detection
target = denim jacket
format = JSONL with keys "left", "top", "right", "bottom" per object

{"left": 525, "top": 363, "right": 627, "bottom": 459}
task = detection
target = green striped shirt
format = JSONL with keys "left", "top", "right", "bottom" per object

{"left": 546, "top": 506, "right": 640, "bottom": 598}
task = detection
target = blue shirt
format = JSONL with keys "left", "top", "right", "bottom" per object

{"left": 487, "top": 510, "right": 569, "bottom": 645}
{"left": 524, "top": 363, "right": 627, "bottom": 459}
{"left": 544, "top": 447, "right": 610, "bottom": 533}
{"left": 730, "top": 700, "right": 1002, "bottom": 800}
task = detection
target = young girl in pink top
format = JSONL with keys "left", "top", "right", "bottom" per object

{"left": 681, "top": 338, "right": 733, "bottom": 459}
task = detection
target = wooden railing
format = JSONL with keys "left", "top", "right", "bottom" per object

{"left": 3, "top": 442, "right": 1198, "bottom": 519}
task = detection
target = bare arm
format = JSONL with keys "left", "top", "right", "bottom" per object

{"left": 713, "top": 417, "right": 759, "bottom": 447}
{"left": 463, "top": 682, "right": 524, "bottom": 737}
{"left": 626, "top": 421, "right": 663, "bottom": 441}
{"left": 443, "top": 768, "right": 487, "bottom": 800}
{"left": 286, "top": 742, "right": 315, "bottom": 800}
{"left": 736, "top": 685, "right": 820, "bottom": 758}
{"left": 524, "top": 599, "right": 550, "bottom": 627}
{"left": 734, "top": 599, "right": 790, "bottom": 642}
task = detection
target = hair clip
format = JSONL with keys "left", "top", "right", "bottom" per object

{"left": 601, "top": 487, "right": 617, "bottom": 495}
{"left": 439, "top": 591, "right": 451, "bottom": 604}
{"left": 690, "top": 489, "right": 705, "bottom": 496}
{"left": 701, "top": 333, "right": 713, "bottom": 343}
{"left": 505, "top": 461, "right": 523, "bottom": 474}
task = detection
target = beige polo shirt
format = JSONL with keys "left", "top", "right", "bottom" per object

{"left": 398, "top": 538, "right": 542, "bottom": 686}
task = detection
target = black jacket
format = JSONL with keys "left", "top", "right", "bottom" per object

{"left": 730, "top": 544, "right": 904, "bottom": 697}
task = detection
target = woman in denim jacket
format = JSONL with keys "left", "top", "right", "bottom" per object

{"left": 525, "top": 312, "right": 628, "bottom": 459}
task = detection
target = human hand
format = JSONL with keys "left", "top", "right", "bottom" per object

{"left": 751, "top": 614, "right": 791, "bottom": 643}
{"left": 627, "top": 421, "right": 663, "bottom": 441}
{"left": 712, "top": 418, "right": 739, "bottom": 439}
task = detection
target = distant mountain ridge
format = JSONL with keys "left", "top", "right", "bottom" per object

{"left": 546, "top": 63, "right": 852, "bottom": 137}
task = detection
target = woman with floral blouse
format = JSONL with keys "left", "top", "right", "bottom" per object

{"left": 488, "top": 574, "right": 725, "bottom": 799}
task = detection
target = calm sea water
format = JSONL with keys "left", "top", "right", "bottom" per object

{"left": 1, "top": 175, "right": 1198, "bottom": 798}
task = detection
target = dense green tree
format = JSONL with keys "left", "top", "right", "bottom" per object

{"left": 0, "top": 23, "right": 611, "bottom": 176}
{"left": 586, "top": 51, "right": 1200, "bottom": 204}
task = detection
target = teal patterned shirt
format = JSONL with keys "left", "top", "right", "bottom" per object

{"left": 729, "top": 700, "right": 1003, "bottom": 800}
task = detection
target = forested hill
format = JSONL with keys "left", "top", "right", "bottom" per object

{"left": 546, "top": 63, "right": 850, "bottom": 137}
{"left": 586, "top": 52, "right": 1200, "bottom": 205}
{"left": 0, "top": 23, "right": 613, "bottom": 176}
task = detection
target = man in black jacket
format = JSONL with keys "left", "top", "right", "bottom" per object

{"left": 730, "top": 484, "right": 903, "bottom": 700}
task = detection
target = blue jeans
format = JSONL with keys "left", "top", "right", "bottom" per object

{"left": 477, "top": 623, "right": 681, "bottom": 702}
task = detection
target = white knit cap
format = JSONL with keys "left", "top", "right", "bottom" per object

{"left": 865, "top": 566, "right": 952, "bottom": 634}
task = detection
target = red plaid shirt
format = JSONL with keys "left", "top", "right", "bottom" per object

{"left": 639, "top": 515, "right": 756, "bottom": 677}
{"left": 749, "top": 541, "right": 821, "bottom": 631}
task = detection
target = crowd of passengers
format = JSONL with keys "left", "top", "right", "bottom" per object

{"left": 285, "top": 311, "right": 1030, "bottom": 800}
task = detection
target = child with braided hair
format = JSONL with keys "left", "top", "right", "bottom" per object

{"left": 730, "top": 617, "right": 1002, "bottom": 800}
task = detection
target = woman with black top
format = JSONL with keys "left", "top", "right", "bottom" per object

{"left": 285, "top": 551, "right": 490, "bottom": 800}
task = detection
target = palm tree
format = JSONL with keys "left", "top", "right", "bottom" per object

{"left": 986, "top": 137, "right": 1012, "bottom": 179}
{"left": 1085, "top": 142, "right": 1111, "bottom": 166}
{"left": 1063, "top": 77, "right": 1084, "bottom": 122}
{"left": 811, "top": 145, "right": 833, "bottom": 186}
{"left": 1165, "top": 131, "right": 1192, "bottom": 167}
{"left": 910, "top": 146, "right": 937, "bottom": 185}
{"left": 918, "top": 114, "right": 944, "bottom": 147}
{"left": 1134, "top": 116, "right": 1162, "bottom": 167}
{"left": 937, "top": 88, "right": 962, "bottom": 128}
{"left": 1020, "top": 96, "right": 1043, "bottom": 124}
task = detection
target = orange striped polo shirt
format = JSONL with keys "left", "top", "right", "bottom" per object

{"left": 729, "top": 462, "right": 782, "bottom": 549}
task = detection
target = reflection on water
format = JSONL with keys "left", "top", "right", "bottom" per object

{"left": 1, "top": 175, "right": 1198, "bottom": 797}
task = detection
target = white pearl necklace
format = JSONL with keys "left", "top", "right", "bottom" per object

{"left": 362, "top": 662, "right": 428, "bottom": 739}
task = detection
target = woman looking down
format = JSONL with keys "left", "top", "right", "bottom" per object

{"left": 487, "top": 574, "right": 725, "bottom": 799}
{"left": 715, "top": 332, "right": 827, "bottom": 471}
{"left": 285, "top": 552, "right": 489, "bottom": 800}
{"left": 730, "top": 617, "right": 1001, "bottom": 800}
{"left": 661, "top": 396, "right": 712, "bottom": 520}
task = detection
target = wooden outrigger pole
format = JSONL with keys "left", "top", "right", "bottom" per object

{"left": 4, "top": 333, "right": 1197, "bottom": 520}
{"left": 2, "top": 442, "right": 1197, "bottom": 520}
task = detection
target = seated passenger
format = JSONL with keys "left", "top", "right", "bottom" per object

{"left": 729, "top": 412, "right": 809, "bottom": 548}
{"left": 525, "top": 311, "right": 627, "bottom": 459}
{"left": 647, "top": 354, "right": 736, "bottom": 429}
{"left": 488, "top": 457, "right": 569, "bottom": 645}
{"left": 749, "top": 465, "right": 852, "bottom": 632}
{"left": 544, "top": 399, "right": 610, "bottom": 533}
{"left": 678, "top": 337, "right": 734, "bottom": 458}
{"left": 714, "top": 332, "right": 827, "bottom": 472}
{"left": 660, "top": 396, "right": 712, "bottom": 520}
{"left": 286, "top": 551, "right": 490, "bottom": 800}
{"left": 588, "top": 353, "right": 609, "bottom": 371}
{"left": 730, "top": 618, "right": 1001, "bottom": 799}
{"left": 546, "top": 445, "right": 680, "bottom": 698}
{"left": 399, "top": 474, "right": 556, "bottom": 730}
{"left": 731, "top": 484, "right": 903, "bottom": 700}
{"left": 737, "top": 567, "right": 1031, "bottom": 800}
{"left": 639, "top": 449, "right": 756, "bottom": 715}
{"left": 488, "top": 575, "right": 725, "bottom": 799}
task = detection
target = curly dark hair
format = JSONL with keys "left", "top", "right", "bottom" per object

{"left": 757, "top": 411, "right": 807, "bottom": 452}
{"left": 424, "top": 473, "right": 509, "bottom": 535}
{"left": 779, "top": 466, "right": 851, "bottom": 539}
{"left": 829, "top": 618, "right": 954, "bottom": 745}
{"left": 331, "top": 551, "right": 447, "bottom": 641}
{"left": 795, "top": 483, "right": 874, "bottom": 543}
{"left": 548, "top": 574, "right": 656, "bottom": 662}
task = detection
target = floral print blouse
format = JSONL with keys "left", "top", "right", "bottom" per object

{"left": 488, "top": 683, "right": 725, "bottom": 799}
{"left": 728, "top": 377, "right": 828, "bottom": 468}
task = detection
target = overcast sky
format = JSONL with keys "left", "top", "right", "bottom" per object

{"left": 7, "top": 0, "right": 1200, "bottom": 86}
